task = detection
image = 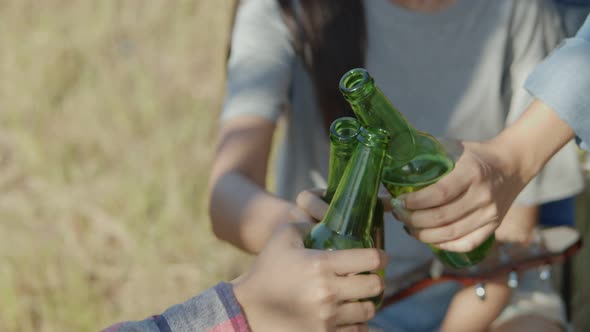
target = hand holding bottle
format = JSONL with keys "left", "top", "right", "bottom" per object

{"left": 391, "top": 100, "right": 576, "bottom": 253}
{"left": 232, "top": 222, "right": 387, "bottom": 332}
{"left": 391, "top": 140, "right": 528, "bottom": 252}
{"left": 339, "top": 68, "right": 495, "bottom": 268}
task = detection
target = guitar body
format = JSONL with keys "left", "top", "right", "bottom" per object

{"left": 381, "top": 226, "right": 582, "bottom": 308}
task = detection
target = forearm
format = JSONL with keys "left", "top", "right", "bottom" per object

{"left": 209, "top": 171, "right": 296, "bottom": 254}
{"left": 490, "top": 100, "right": 575, "bottom": 187}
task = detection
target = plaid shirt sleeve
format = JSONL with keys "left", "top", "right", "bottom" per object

{"left": 102, "top": 282, "right": 250, "bottom": 332}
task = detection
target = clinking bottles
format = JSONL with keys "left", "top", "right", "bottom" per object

{"left": 339, "top": 68, "right": 495, "bottom": 269}
{"left": 305, "top": 125, "right": 389, "bottom": 306}
{"left": 324, "top": 117, "right": 385, "bottom": 255}
{"left": 324, "top": 117, "right": 385, "bottom": 253}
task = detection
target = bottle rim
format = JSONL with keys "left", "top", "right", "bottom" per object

{"left": 339, "top": 68, "right": 374, "bottom": 101}
{"left": 329, "top": 117, "right": 360, "bottom": 143}
{"left": 358, "top": 126, "right": 390, "bottom": 149}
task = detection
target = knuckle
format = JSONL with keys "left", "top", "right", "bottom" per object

{"left": 309, "top": 256, "right": 328, "bottom": 275}
{"left": 315, "top": 281, "right": 337, "bottom": 304}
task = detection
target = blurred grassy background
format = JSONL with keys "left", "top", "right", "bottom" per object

{"left": 0, "top": 1, "right": 252, "bottom": 331}
{"left": 0, "top": 1, "right": 589, "bottom": 332}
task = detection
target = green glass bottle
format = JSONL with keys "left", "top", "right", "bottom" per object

{"left": 339, "top": 68, "right": 495, "bottom": 269}
{"left": 324, "top": 117, "right": 361, "bottom": 203}
{"left": 324, "top": 117, "right": 386, "bottom": 253}
{"left": 305, "top": 126, "right": 389, "bottom": 307}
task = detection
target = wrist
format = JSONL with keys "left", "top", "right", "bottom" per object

{"left": 487, "top": 134, "right": 537, "bottom": 187}
{"left": 490, "top": 100, "right": 575, "bottom": 185}
{"left": 231, "top": 275, "right": 252, "bottom": 311}
{"left": 231, "top": 275, "right": 264, "bottom": 331}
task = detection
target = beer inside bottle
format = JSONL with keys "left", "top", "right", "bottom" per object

{"left": 381, "top": 154, "right": 495, "bottom": 269}
{"left": 340, "top": 68, "right": 494, "bottom": 269}
{"left": 305, "top": 126, "right": 389, "bottom": 306}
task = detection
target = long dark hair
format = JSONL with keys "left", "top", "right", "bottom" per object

{"left": 228, "top": 0, "right": 366, "bottom": 130}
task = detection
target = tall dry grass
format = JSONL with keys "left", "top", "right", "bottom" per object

{"left": 1, "top": 1, "right": 590, "bottom": 332}
{"left": 0, "top": 1, "right": 252, "bottom": 331}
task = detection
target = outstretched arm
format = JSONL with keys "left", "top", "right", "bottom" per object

{"left": 208, "top": 116, "right": 305, "bottom": 254}
{"left": 393, "top": 100, "right": 575, "bottom": 252}
{"left": 209, "top": 0, "right": 300, "bottom": 253}
{"left": 394, "top": 14, "right": 590, "bottom": 252}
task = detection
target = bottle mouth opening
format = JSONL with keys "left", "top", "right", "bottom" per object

{"left": 330, "top": 117, "right": 360, "bottom": 142}
{"left": 339, "top": 68, "right": 372, "bottom": 98}
{"left": 358, "top": 126, "right": 390, "bottom": 148}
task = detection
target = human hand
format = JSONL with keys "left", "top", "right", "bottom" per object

{"left": 232, "top": 222, "right": 388, "bottom": 332}
{"left": 391, "top": 141, "right": 529, "bottom": 252}
{"left": 294, "top": 188, "right": 392, "bottom": 222}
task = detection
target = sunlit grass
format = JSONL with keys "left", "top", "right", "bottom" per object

{"left": 0, "top": 1, "right": 252, "bottom": 331}
{"left": 1, "top": 1, "right": 589, "bottom": 332}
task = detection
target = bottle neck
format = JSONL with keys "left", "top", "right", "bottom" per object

{"left": 325, "top": 144, "right": 356, "bottom": 202}
{"left": 325, "top": 118, "right": 360, "bottom": 202}
{"left": 340, "top": 68, "right": 417, "bottom": 162}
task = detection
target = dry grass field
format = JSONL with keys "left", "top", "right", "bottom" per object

{"left": 0, "top": 1, "right": 252, "bottom": 331}
{"left": 0, "top": 1, "right": 589, "bottom": 332}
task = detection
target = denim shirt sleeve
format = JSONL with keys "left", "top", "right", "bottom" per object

{"left": 525, "top": 14, "right": 590, "bottom": 151}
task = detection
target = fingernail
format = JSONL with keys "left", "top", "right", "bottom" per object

{"left": 390, "top": 197, "right": 406, "bottom": 210}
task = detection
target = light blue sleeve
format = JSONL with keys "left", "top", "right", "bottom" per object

{"left": 579, "top": 13, "right": 590, "bottom": 39}
{"left": 525, "top": 14, "right": 590, "bottom": 150}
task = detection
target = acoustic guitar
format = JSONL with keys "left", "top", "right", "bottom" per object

{"left": 381, "top": 226, "right": 582, "bottom": 307}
